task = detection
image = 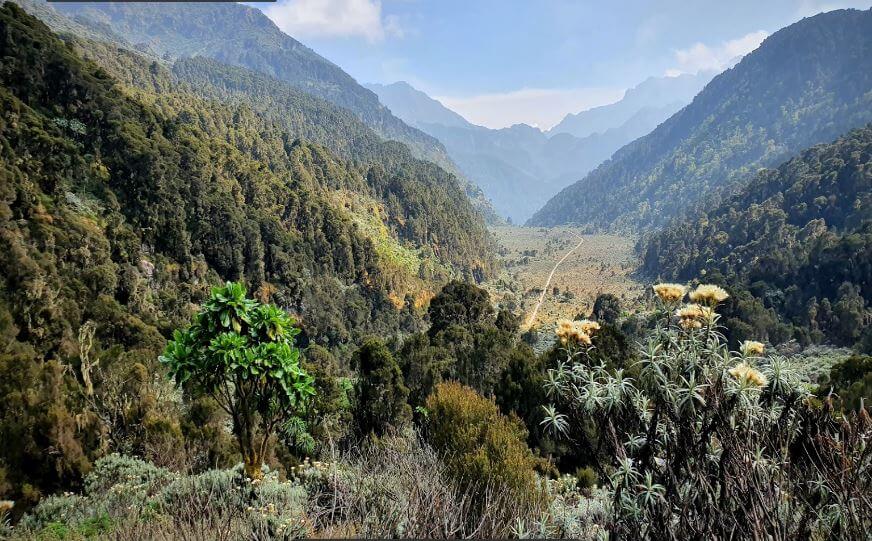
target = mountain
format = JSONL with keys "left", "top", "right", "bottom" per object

{"left": 643, "top": 125, "right": 871, "bottom": 346}
{"left": 547, "top": 72, "right": 715, "bottom": 139}
{"left": 365, "top": 82, "right": 473, "bottom": 129}
{"left": 30, "top": 0, "right": 499, "bottom": 221}
{"left": 529, "top": 8, "right": 872, "bottom": 230}
{"left": 0, "top": 0, "right": 496, "bottom": 371}
{"left": 368, "top": 80, "right": 703, "bottom": 223}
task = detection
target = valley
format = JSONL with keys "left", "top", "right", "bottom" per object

{"left": 485, "top": 226, "right": 643, "bottom": 331}
{"left": 0, "top": 1, "right": 870, "bottom": 539}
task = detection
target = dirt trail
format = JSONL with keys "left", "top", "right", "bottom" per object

{"left": 522, "top": 236, "right": 585, "bottom": 330}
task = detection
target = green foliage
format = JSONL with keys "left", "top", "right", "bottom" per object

{"left": 427, "top": 280, "right": 495, "bottom": 336}
{"left": 30, "top": 0, "right": 500, "bottom": 222}
{"left": 820, "top": 355, "right": 872, "bottom": 411}
{"left": 160, "top": 282, "right": 314, "bottom": 478}
{"left": 353, "top": 338, "right": 412, "bottom": 436}
{"left": 542, "top": 291, "right": 871, "bottom": 539}
{"left": 531, "top": 8, "right": 872, "bottom": 230}
{"left": 0, "top": 1, "right": 494, "bottom": 499}
{"left": 574, "top": 467, "right": 598, "bottom": 493}
{"left": 591, "top": 293, "right": 621, "bottom": 324}
{"left": 291, "top": 345, "right": 353, "bottom": 456}
{"left": 644, "top": 126, "right": 872, "bottom": 347}
{"left": 425, "top": 382, "right": 542, "bottom": 505}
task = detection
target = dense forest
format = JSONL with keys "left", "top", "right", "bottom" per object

{"left": 529, "top": 8, "right": 872, "bottom": 231}
{"left": 643, "top": 126, "right": 871, "bottom": 349}
{"left": 16, "top": 0, "right": 500, "bottom": 222}
{"left": 0, "top": 0, "right": 502, "bottom": 498}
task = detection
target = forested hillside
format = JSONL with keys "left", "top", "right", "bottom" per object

{"left": 530, "top": 8, "right": 872, "bottom": 230}
{"left": 643, "top": 126, "right": 871, "bottom": 347}
{"left": 0, "top": 1, "right": 495, "bottom": 362}
{"left": 15, "top": 0, "right": 501, "bottom": 221}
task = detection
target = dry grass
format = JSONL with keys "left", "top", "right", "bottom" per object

{"left": 485, "top": 226, "right": 643, "bottom": 330}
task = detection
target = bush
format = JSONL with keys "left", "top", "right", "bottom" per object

{"left": 821, "top": 355, "right": 872, "bottom": 411}
{"left": 574, "top": 466, "right": 597, "bottom": 494}
{"left": 301, "top": 431, "right": 541, "bottom": 539}
{"left": 542, "top": 283, "right": 872, "bottom": 539}
{"left": 425, "top": 382, "right": 542, "bottom": 504}
{"left": 13, "top": 456, "right": 309, "bottom": 540}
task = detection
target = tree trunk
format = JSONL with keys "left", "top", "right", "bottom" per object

{"left": 243, "top": 451, "right": 263, "bottom": 480}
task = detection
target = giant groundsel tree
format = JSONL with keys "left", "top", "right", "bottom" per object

{"left": 160, "top": 282, "right": 315, "bottom": 479}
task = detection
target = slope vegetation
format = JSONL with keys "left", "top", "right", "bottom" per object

{"left": 530, "top": 8, "right": 872, "bottom": 231}
{"left": 644, "top": 126, "right": 871, "bottom": 346}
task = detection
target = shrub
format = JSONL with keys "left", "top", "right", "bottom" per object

{"left": 13, "top": 456, "right": 309, "bottom": 540}
{"left": 542, "top": 283, "right": 872, "bottom": 539}
{"left": 425, "top": 382, "right": 541, "bottom": 505}
{"left": 821, "top": 354, "right": 872, "bottom": 411}
{"left": 591, "top": 293, "right": 621, "bottom": 324}
{"left": 574, "top": 466, "right": 597, "bottom": 494}
{"left": 302, "top": 431, "right": 540, "bottom": 539}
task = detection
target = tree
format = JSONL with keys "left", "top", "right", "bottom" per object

{"left": 160, "top": 282, "right": 314, "bottom": 479}
{"left": 353, "top": 338, "right": 411, "bottom": 436}
{"left": 592, "top": 293, "right": 621, "bottom": 324}
{"left": 427, "top": 281, "right": 494, "bottom": 336}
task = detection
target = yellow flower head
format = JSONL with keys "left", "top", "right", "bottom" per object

{"left": 729, "top": 362, "right": 768, "bottom": 387}
{"left": 740, "top": 340, "right": 765, "bottom": 357}
{"left": 689, "top": 284, "right": 729, "bottom": 305}
{"left": 675, "top": 304, "right": 713, "bottom": 321}
{"left": 653, "top": 283, "right": 687, "bottom": 303}
{"left": 678, "top": 317, "right": 703, "bottom": 330}
{"left": 578, "top": 319, "right": 601, "bottom": 333}
{"left": 555, "top": 319, "right": 596, "bottom": 345}
{"left": 675, "top": 303, "right": 713, "bottom": 330}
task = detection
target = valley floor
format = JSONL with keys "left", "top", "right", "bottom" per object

{"left": 485, "top": 226, "right": 644, "bottom": 331}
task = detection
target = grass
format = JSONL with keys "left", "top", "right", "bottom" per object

{"left": 485, "top": 226, "right": 643, "bottom": 331}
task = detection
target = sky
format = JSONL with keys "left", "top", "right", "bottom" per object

{"left": 255, "top": 0, "right": 872, "bottom": 129}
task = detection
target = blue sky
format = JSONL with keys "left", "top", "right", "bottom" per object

{"left": 255, "top": 0, "right": 871, "bottom": 128}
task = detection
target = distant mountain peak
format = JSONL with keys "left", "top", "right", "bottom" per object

{"left": 364, "top": 80, "right": 474, "bottom": 129}
{"left": 548, "top": 70, "right": 717, "bottom": 139}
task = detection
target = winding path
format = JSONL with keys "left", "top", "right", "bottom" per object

{"left": 522, "top": 236, "right": 585, "bottom": 330}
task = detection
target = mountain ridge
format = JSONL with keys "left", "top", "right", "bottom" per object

{"left": 29, "top": 0, "right": 501, "bottom": 222}
{"left": 368, "top": 78, "right": 711, "bottom": 223}
{"left": 547, "top": 71, "right": 715, "bottom": 139}
{"left": 529, "top": 7, "right": 872, "bottom": 231}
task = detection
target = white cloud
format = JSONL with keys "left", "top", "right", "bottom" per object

{"left": 667, "top": 30, "right": 768, "bottom": 75}
{"left": 435, "top": 87, "right": 624, "bottom": 130}
{"left": 263, "top": 0, "right": 401, "bottom": 42}
{"left": 794, "top": 0, "right": 872, "bottom": 18}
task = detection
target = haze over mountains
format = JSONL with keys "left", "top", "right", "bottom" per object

{"left": 547, "top": 72, "right": 716, "bottom": 139}
{"left": 530, "top": 7, "right": 872, "bottom": 231}
{"left": 368, "top": 73, "right": 714, "bottom": 223}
